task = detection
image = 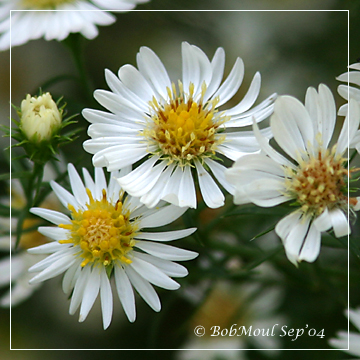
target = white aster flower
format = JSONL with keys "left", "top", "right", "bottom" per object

{"left": 28, "top": 163, "right": 198, "bottom": 329}
{"left": 83, "top": 42, "right": 276, "bottom": 209}
{"left": 0, "top": 0, "right": 149, "bottom": 50}
{"left": 337, "top": 62, "right": 360, "bottom": 153}
{"left": 329, "top": 307, "right": 360, "bottom": 358}
{"left": 226, "top": 84, "right": 360, "bottom": 265}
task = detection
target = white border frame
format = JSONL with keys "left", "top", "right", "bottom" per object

{"left": 8, "top": 8, "right": 350, "bottom": 352}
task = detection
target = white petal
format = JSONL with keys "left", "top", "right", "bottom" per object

{"left": 118, "top": 64, "right": 154, "bottom": 103}
{"left": 125, "top": 265, "right": 161, "bottom": 312}
{"left": 94, "top": 167, "right": 107, "bottom": 200}
{"left": 134, "top": 252, "right": 188, "bottom": 278}
{"left": 313, "top": 208, "right": 332, "bottom": 232}
{"left": 137, "top": 46, "right": 172, "bottom": 100}
{"left": 27, "top": 239, "right": 65, "bottom": 253}
{"left": 281, "top": 216, "right": 311, "bottom": 266}
{"left": 252, "top": 120, "right": 296, "bottom": 169}
{"left": 69, "top": 266, "right": 90, "bottom": 315}
{"left": 225, "top": 72, "right": 261, "bottom": 115}
{"left": 204, "top": 47, "right": 225, "bottom": 101}
{"left": 139, "top": 204, "right": 188, "bottom": 228}
{"left": 30, "top": 208, "right": 71, "bottom": 225}
{"left": 241, "top": 178, "right": 288, "bottom": 207}
{"left": 130, "top": 256, "right": 180, "bottom": 290}
{"left": 134, "top": 228, "right": 196, "bottom": 241}
{"left": 139, "top": 163, "right": 176, "bottom": 208}
{"left": 29, "top": 254, "right": 76, "bottom": 284}
{"left": 329, "top": 209, "right": 350, "bottom": 238}
{"left": 100, "top": 268, "right": 113, "bottom": 330}
{"left": 50, "top": 180, "right": 79, "bottom": 210}
{"left": 182, "top": 42, "right": 213, "bottom": 97}
{"left": 82, "top": 167, "right": 96, "bottom": 195}
{"left": 68, "top": 164, "right": 88, "bottom": 208}
{"left": 195, "top": 160, "right": 224, "bottom": 208}
{"left": 79, "top": 267, "right": 101, "bottom": 323}
{"left": 135, "top": 241, "right": 198, "bottom": 261}
{"left": 204, "top": 158, "right": 235, "bottom": 194}
{"left": 337, "top": 99, "right": 360, "bottom": 155}
{"left": 298, "top": 222, "right": 321, "bottom": 263}
{"left": 271, "top": 96, "right": 314, "bottom": 161}
{"left": 96, "top": 144, "right": 149, "bottom": 171}
{"left": 212, "top": 57, "right": 244, "bottom": 107}
{"left": 62, "top": 262, "right": 81, "bottom": 295}
{"left": 317, "top": 84, "right": 337, "bottom": 148}
{"left": 114, "top": 265, "right": 136, "bottom": 322}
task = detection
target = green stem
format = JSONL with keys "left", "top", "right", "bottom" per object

{"left": 348, "top": 149, "right": 358, "bottom": 166}
{"left": 62, "top": 34, "right": 94, "bottom": 102}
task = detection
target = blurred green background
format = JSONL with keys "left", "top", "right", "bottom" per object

{"left": 1, "top": 0, "right": 360, "bottom": 358}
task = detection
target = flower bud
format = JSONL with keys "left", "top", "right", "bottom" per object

{"left": 20, "top": 93, "right": 61, "bottom": 143}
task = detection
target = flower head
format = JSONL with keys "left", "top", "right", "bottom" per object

{"left": 337, "top": 63, "right": 360, "bottom": 153}
{"left": 0, "top": 0, "right": 149, "bottom": 50}
{"left": 29, "top": 164, "right": 198, "bottom": 329}
{"left": 226, "top": 84, "right": 360, "bottom": 265}
{"left": 329, "top": 307, "right": 360, "bottom": 357}
{"left": 83, "top": 42, "right": 276, "bottom": 209}
{"left": 20, "top": 93, "right": 61, "bottom": 142}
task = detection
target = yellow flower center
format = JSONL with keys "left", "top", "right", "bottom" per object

{"left": 286, "top": 146, "right": 351, "bottom": 216}
{"left": 144, "top": 82, "right": 228, "bottom": 166}
{"left": 21, "top": 0, "right": 74, "bottom": 9}
{"left": 59, "top": 189, "right": 138, "bottom": 267}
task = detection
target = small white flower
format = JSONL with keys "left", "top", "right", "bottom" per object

{"left": 83, "top": 42, "right": 276, "bottom": 209}
{"left": 0, "top": 180, "right": 50, "bottom": 307}
{"left": 329, "top": 307, "right": 360, "bottom": 358}
{"left": 20, "top": 93, "right": 61, "bottom": 142}
{"left": 337, "top": 63, "right": 360, "bottom": 153}
{"left": 0, "top": 0, "right": 149, "bottom": 50}
{"left": 226, "top": 84, "right": 360, "bottom": 265}
{"left": 29, "top": 163, "right": 198, "bottom": 329}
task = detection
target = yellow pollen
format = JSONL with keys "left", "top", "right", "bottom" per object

{"left": 144, "top": 81, "right": 229, "bottom": 165}
{"left": 21, "top": 0, "right": 74, "bottom": 9}
{"left": 286, "top": 147, "right": 351, "bottom": 217}
{"left": 59, "top": 189, "right": 138, "bottom": 267}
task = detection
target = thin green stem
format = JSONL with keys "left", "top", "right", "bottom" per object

{"left": 349, "top": 149, "right": 358, "bottom": 165}
{"left": 62, "top": 34, "right": 94, "bottom": 102}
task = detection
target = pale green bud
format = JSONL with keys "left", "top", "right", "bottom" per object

{"left": 20, "top": 93, "right": 61, "bottom": 142}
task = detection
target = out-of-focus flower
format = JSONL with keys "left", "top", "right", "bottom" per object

{"left": 337, "top": 63, "right": 360, "bottom": 153}
{"left": 0, "top": 0, "right": 149, "bottom": 50}
{"left": 83, "top": 42, "right": 276, "bottom": 209}
{"left": 20, "top": 93, "right": 61, "bottom": 143}
{"left": 226, "top": 84, "right": 360, "bottom": 265}
{"left": 0, "top": 180, "right": 50, "bottom": 307}
{"left": 329, "top": 307, "right": 360, "bottom": 358}
{"left": 177, "top": 265, "right": 285, "bottom": 358}
{"left": 29, "top": 163, "right": 198, "bottom": 329}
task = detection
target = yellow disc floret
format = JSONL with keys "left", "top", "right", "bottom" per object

{"left": 59, "top": 189, "right": 138, "bottom": 267}
{"left": 144, "top": 82, "right": 228, "bottom": 166}
{"left": 21, "top": 0, "right": 74, "bottom": 9}
{"left": 285, "top": 145, "right": 353, "bottom": 217}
